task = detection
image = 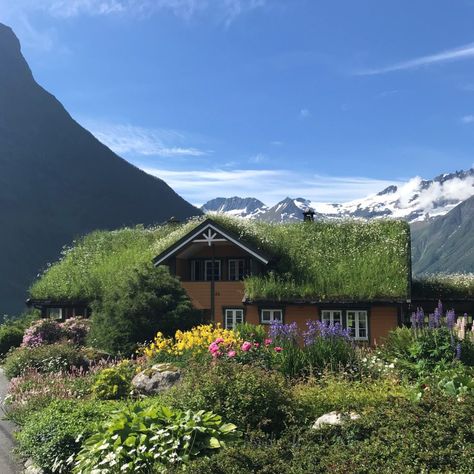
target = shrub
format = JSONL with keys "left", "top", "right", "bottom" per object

{"left": 234, "top": 323, "right": 267, "bottom": 344}
{"left": 0, "top": 313, "right": 37, "bottom": 356}
{"left": 88, "top": 264, "right": 201, "bottom": 355}
{"left": 3, "top": 343, "right": 88, "bottom": 379}
{"left": 287, "top": 392, "right": 474, "bottom": 473}
{"left": 0, "top": 325, "right": 24, "bottom": 357}
{"left": 292, "top": 373, "right": 414, "bottom": 421}
{"left": 15, "top": 399, "right": 115, "bottom": 474}
{"left": 91, "top": 360, "right": 135, "bottom": 400}
{"left": 22, "top": 319, "right": 65, "bottom": 347}
{"left": 6, "top": 368, "right": 97, "bottom": 425}
{"left": 73, "top": 403, "right": 239, "bottom": 473}
{"left": 181, "top": 392, "right": 474, "bottom": 474}
{"left": 60, "top": 317, "right": 91, "bottom": 346}
{"left": 163, "top": 362, "right": 293, "bottom": 436}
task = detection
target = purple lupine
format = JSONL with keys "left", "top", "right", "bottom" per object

{"left": 269, "top": 321, "right": 298, "bottom": 342}
{"left": 433, "top": 307, "right": 441, "bottom": 328}
{"left": 455, "top": 342, "right": 462, "bottom": 360}
{"left": 416, "top": 308, "right": 425, "bottom": 328}
{"left": 303, "top": 320, "right": 350, "bottom": 345}
{"left": 410, "top": 311, "right": 417, "bottom": 329}
{"left": 437, "top": 300, "right": 443, "bottom": 318}
{"left": 446, "top": 309, "right": 456, "bottom": 330}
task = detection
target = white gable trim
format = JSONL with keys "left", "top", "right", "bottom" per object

{"left": 154, "top": 223, "right": 269, "bottom": 266}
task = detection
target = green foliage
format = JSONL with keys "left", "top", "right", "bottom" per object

{"left": 0, "top": 325, "right": 23, "bottom": 357}
{"left": 16, "top": 399, "right": 115, "bottom": 474}
{"left": 412, "top": 273, "right": 474, "bottom": 299}
{"left": 181, "top": 392, "right": 474, "bottom": 474}
{"left": 163, "top": 362, "right": 293, "bottom": 436}
{"left": 234, "top": 323, "right": 267, "bottom": 344}
{"left": 73, "top": 403, "right": 239, "bottom": 474}
{"left": 380, "top": 326, "right": 463, "bottom": 378}
{"left": 92, "top": 361, "right": 135, "bottom": 400}
{"left": 293, "top": 374, "right": 414, "bottom": 420}
{"left": 3, "top": 343, "right": 88, "bottom": 379}
{"left": 30, "top": 216, "right": 410, "bottom": 304}
{"left": 88, "top": 264, "right": 200, "bottom": 355}
{"left": 0, "top": 312, "right": 37, "bottom": 356}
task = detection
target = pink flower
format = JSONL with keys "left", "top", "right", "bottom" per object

{"left": 241, "top": 341, "right": 252, "bottom": 352}
{"left": 227, "top": 350, "right": 236, "bottom": 358}
{"left": 215, "top": 337, "right": 224, "bottom": 344}
{"left": 254, "top": 342, "right": 260, "bottom": 348}
{"left": 212, "top": 351, "right": 221, "bottom": 358}
{"left": 264, "top": 338, "right": 272, "bottom": 346}
{"left": 209, "top": 342, "right": 220, "bottom": 354}
{"left": 274, "top": 346, "right": 283, "bottom": 352}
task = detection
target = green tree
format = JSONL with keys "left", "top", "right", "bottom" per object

{"left": 88, "top": 264, "right": 200, "bottom": 355}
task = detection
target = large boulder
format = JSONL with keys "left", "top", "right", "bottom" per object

{"left": 132, "top": 363, "right": 181, "bottom": 395}
{"left": 312, "top": 411, "right": 360, "bottom": 430}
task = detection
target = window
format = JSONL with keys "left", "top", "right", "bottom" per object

{"left": 46, "top": 307, "right": 62, "bottom": 319}
{"left": 224, "top": 308, "right": 244, "bottom": 329}
{"left": 204, "top": 260, "right": 221, "bottom": 281}
{"left": 321, "top": 310, "right": 343, "bottom": 326}
{"left": 261, "top": 309, "right": 283, "bottom": 324}
{"left": 346, "top": 310, "right": 368, "bottom": 341}
{"left": 190, "top": 260, "right": 203, "bottom": 281}
{"left": 228, "top": 259, "right": 245, "bottom": 281}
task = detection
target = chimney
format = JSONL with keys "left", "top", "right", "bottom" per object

{"left": 302, "top": 208, "right": 315, "bottom": 222}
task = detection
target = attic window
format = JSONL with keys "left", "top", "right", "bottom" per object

{"left": 228, "top": 259, "right": 245, "bottom": 281}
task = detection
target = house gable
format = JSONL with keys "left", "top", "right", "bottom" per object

{"left": 153, "top": 219, "right": 270, "bottom": 266}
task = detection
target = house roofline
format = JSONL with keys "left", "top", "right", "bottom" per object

{"left": 243, "top": 297, "right": 409, "bottom": 306}
{"left": 153, "top": 218, "right": 271, "bottom": 266}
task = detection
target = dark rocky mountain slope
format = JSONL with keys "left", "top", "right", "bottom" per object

{"left": 0, "top": 23, "right": 199, "bottom": 315}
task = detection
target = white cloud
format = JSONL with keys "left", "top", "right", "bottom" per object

{"left": 141, "top": 166, "right": 402, "bottom": 206}
{"left": 461, "top": 115, "right": 474, "bottom": 124}
{"left": 249, "top": 153, "right": 266, "bottom": 163}
{"left": 82, "top": 120, "right": 209, "bottom": 157}
{"left": 270, "top": 140, "right": 283, "bottom": 146}
{"left": 0, "top": 0, "right": 266, "bottom": 23}
{"left": 357, "top": 42, "right": 474, "bottom": 75}
{"left": 299, "top": 108, "right": 311, "bottom": 119}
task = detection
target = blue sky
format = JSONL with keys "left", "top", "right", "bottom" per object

{"left": 2, "top": 0, "right": 474, "bottom": 206}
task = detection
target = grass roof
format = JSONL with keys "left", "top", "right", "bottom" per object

{"left": 412, "top": 273, "right": 474, "bottom": 301}
{"left": 30, "top": 215, "right": 411, "bottom": 303}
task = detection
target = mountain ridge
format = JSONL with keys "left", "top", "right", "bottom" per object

{"left": 201, "top": 168, "right": 474, "bottom": 224}
{"left": 0, "top": 23, "right": 200, "bottom": 314}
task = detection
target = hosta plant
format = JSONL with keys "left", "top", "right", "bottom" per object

{"left": 73, "top": 403, "right": 239, "bottom": 473}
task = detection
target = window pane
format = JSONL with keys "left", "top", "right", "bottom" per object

{"left": 321, "top": 311, "right": 331, "bottom": 323}
{"left": 205, "top": 260, "right": 221, "bottom": 280}
{"left": 273, "top": 310, "right": 282, "bottom": 322}
{"left": 333, "top": 311, "right": 342, "bottom": 325}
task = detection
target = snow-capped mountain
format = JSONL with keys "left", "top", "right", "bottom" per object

{"left": 201, "top": 169, "right": 474, "bottom": 223}
{"left": 201, "top": 197, "right": 268, "bottom": 219}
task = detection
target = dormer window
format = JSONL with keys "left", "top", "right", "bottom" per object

{"left": 228, "top": 259, "right": 245, "bottom": 281}
{"left": 204, "top": 260, "right": 221, "bottom": 281}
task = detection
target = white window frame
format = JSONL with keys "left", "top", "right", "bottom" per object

{"left": 346, "top": 310, "right": 369, "bottom": 341}
{"left": 228, "top": 259, "right": 245, "bottom": 281}
{"left": 224, "top": 308, "right": 244, "bottom": 330}
{"left": 321, "top": 310, "right": 343, "bottom": 326}
{"left": 260, "top": 309, "right": 283, "bottom": 325}
{"left": 204, "top": 260, "right": 221, "bottom": 281}
{"left": 46, "top": 307, "right": 63, "bottom": 319}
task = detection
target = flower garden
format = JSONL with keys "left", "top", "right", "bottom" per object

{"left": 0, "top": 302, "right": 474, "bottom": 473}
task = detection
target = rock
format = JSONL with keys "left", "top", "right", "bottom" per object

{"left": 24, "top": 458, "right": 44, "bottom": 474}
{"left": 312, "top": 411, "right": 360, "bottom": 430}
{"left": 132, "top": 364, "right": 181, "bottom": 395}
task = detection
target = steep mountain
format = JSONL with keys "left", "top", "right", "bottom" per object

{"left": 202, "top": 169, "right": 474, "bottom": 223}
{"left": 201, "top": 197, "right": 267, "bottom": 218}
{"left": 411, "top": 195, "right": 474, "bottom": 274}
{"left": 0, "top": 23, "right": 199, "bottom": 315}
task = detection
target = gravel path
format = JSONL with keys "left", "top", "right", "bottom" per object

{"left": 0, "top": 368, "right": 21, "bottom": 473}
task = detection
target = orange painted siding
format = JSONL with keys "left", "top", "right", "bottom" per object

{"left": 370, "top": 305, "right": 399, "bottom": 346}
{"left": 181, "top": 282, "right": 399, "bottom": 345}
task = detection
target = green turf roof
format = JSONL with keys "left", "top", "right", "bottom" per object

{"left": 412, "top": 274, "right": 474, "bottom": 301}
{"left": 30, "top": 215, "right": 411, "bottom": 303}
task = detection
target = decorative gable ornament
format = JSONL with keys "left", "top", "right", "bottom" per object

{"left": 192, "top": 228, "right": 227, "bottom": 246}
